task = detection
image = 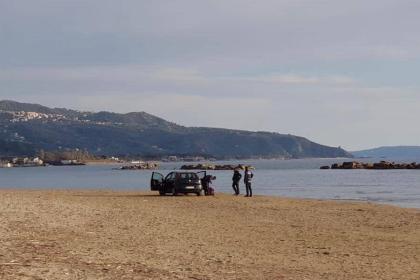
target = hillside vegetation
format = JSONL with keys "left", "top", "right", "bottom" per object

{"left": 0, "top": 100, "right": 351, "bottom": 159}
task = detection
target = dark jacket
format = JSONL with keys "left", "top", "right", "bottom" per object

{"left": 202, "top": 175, "right": 213, "bottom": 187}
{"left": 244, "top": 170, "right": 253, "bottom": 183}
{"left": 232, "top": 171, "right": 242, "bottom": 182}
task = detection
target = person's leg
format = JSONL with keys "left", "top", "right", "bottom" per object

{"left": 232, "top": 182, "right": 238, "bottom": 195}
{"left": 235, "top": 182, "right": 240, "bottom": 195}
{"left": 249, "top": 183, "right": 252, "bottom": 197}
{"left": 245, "top": 182, "right": 249, "bottom": 197}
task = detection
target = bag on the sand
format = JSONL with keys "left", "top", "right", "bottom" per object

{"left": 207, "top": 187, "right": 215, "bottom": 196}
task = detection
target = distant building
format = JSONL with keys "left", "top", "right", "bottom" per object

{"left": 1, "top": 162, "right": 13, "bottom": 168}
{"left": 33, "top": 157, "right": 44, "bottom": 165}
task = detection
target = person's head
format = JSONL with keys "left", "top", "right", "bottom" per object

{"left": 245, "top": 166, "right": 249, "bottom": 171}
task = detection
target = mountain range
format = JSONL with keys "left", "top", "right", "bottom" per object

{"left": 0, "top": 100, "right": 351, "bottom": 159}
{"left": 352, "top": 146, "right": 420, "bottom": 160}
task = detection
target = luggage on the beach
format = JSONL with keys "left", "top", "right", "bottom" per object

{"left": 207, "top": 187, "right": 215, "bottom": 196}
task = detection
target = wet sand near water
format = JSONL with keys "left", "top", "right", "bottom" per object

{"left": 0, "top": 190, "right": 419, "bottom": 279}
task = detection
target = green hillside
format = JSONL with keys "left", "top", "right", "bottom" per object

{"left": 0, "top": 100, "right": 351, "bottom": 159}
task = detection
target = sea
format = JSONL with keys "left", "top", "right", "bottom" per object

{"left": 1, "top": 158, "right": 420, "bottom": 208}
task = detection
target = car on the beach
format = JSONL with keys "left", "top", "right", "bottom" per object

{"left": 150, "top": 171, "right": 206, "bottom": 196}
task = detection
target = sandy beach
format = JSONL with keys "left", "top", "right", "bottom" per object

{"left": 0, "top": 190, "right": 419, "bottom": 280}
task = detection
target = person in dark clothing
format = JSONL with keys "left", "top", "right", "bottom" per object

{"left": 244, "top": 167, "right": 254, "bottom": 197}
{"left": 232, "top": 170, "right": 242, "bottom": 195}
{"left": 202, "top": 175, "right": 216, "bottom": 195}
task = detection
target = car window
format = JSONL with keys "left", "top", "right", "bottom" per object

{"left": 179, "top": 173, "right": 198, "bottom": 180}
{"left": 165, "top": 172, "right": 175, "bottom": 180}
{"left": 152, "top": 172, "right": 163, "bottom": 181}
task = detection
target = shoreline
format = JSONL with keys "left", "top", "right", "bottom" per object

{"left": 1, "top": 189, "right": 419, "bottom": 279}
{"left": 1, "top": 187, "right": 419, "bottom": 210}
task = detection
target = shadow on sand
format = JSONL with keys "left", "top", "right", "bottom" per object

{"left": 72, "top": 193, "right": 201, "bottom": 199}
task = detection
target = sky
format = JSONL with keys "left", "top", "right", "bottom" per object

{"left": 1, "top": 0, "right": 420, "bottom": 150}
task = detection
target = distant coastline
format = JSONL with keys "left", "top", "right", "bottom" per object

{"left": 352, "top": 146, "right": 420, "bottom": 159}
{"left": 0, "top": 100, "right": 351, "bottom": 159}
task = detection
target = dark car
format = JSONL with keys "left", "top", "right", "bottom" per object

{"left": 150, "top": 171, "right": 207, "bottom": 196}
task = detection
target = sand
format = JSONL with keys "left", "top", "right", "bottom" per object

{"left": 0, "top": 190, "right": 419, "bottom": 280}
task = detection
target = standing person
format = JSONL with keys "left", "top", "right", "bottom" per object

{"left": 232, "top": 169, "right": 242, "bottom": 195}
{"left": 244, "top": 167, "right": 254, "bottom": 197}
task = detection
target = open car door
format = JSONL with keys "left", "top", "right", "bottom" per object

{"left": 150, "top": 172, "right": 164, "bottom": 191}
{"left": 196, "top": 171, "right": 207, "bottom": 180}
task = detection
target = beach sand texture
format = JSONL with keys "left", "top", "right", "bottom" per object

{"left": 0, "top": 190, "right": 419, "bottom": 279}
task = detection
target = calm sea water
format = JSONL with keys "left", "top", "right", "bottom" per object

{"left": 1, "top": 158, "right": 420, "bottom": 208}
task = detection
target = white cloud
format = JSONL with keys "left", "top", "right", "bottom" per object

{"left": 237, "top": 74, "right": 356, "bottom": 86}
{"left": 0, "top": 66, "right": 206, "bottom": 83}
{"left": 0, "top": 66, "right": 355, "bottom": 88}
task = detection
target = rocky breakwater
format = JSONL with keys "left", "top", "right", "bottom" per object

{"left": 181, "top": 163, "right": 253, "bottom": 171}
{"left": 321, "top": 161, "right": 420, "bottom": 170}
{"left": 119, "top": 162, "right": 159, "bottom": 170}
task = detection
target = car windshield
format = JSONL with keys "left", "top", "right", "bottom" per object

{"left": 178, "top": 173, "right": 198, "bottom": 180}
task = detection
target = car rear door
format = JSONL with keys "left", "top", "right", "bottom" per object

{"left": 150, "top": 172, "right": 164, "bottom": 191}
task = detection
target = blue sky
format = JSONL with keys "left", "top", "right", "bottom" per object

{"left": 1, "top": 0, "right": 420, "bottom": 150}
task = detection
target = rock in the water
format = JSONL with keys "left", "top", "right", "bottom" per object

{"left": 324, "top": 160, "right": 420, "bottom": 170}
{"left": 120, "top": 162, "right": 159, "bottom": 170}
{"left": 331, "top": 163, "right": 340, "bottom": 169}
{"left": 180, "top": 164, "right": 253, "bottom": 171}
